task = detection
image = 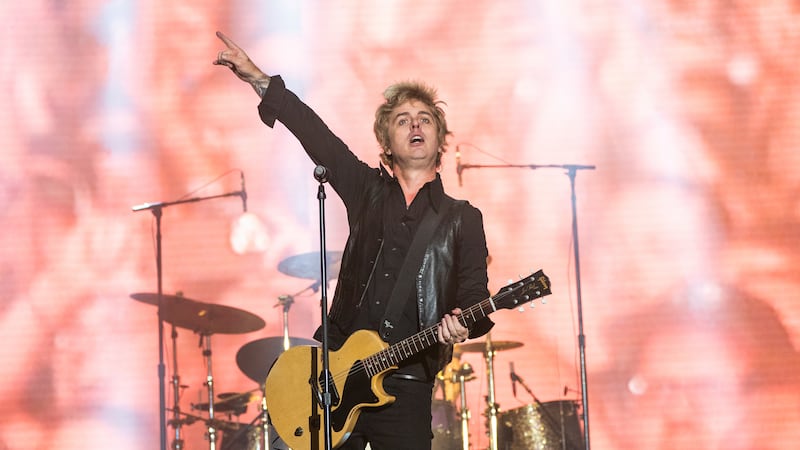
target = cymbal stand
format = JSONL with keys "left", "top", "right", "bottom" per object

{"left": 483, "top": 333, "right": 499, "bottom": 450}
{"left": 275, "top": 280, "right": 321, "bottom": 351}
{"left": 276, "top": 294, "right": 295, "bottom": 351}
{"left": 168, "top": 325, "right": 185, "bottom": 450}
{"left": 260, "top": 396, "right": 269, "bottom": 450}
{"left": 270, "top": 285, "right": 312, "bottom": 447}
{"left": 201, "top": 334, "right": 218, "bottom": 450}
{"left": 456, "top": 363, "right": 474, "bottom": 450}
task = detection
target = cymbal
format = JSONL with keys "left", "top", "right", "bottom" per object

{"left": 277, "top": 251, "right": 342, "bottom": 280}
{"left": 457, "top": 340, "right": 524, "bottom": 354}
{"left": 236, "top": 336, "right": 318, "bottom": 384}
{"left": 130, "top": 293, "right": 265, "bottom": 335}
{"left": 192, "top": 391, "right": 258, "bottom": 414}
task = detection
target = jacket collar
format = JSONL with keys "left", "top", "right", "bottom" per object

{"left": 379, "top": 164, "right": 446, "bottom": 213}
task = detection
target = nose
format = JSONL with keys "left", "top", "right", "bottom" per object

{"left": 410, "top": 117, "right": 420, "bottom": 129}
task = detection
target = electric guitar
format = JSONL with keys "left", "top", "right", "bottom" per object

{"left": 263, "top": 270, "right": 552, "bottom": 450}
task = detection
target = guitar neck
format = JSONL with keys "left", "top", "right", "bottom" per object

{"left": 360, "top": 269, "right": 549, "bottom": 376}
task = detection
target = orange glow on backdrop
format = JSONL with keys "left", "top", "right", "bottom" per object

{"left": 2, "top": 1, "right": 799, "bottom": 449}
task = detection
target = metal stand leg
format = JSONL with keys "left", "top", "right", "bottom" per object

{"left": 483, "top": 333, "right": 499, "bottom": 450}
{"left": 202, "top": 334, "right": 217, "bottom": 450}
{"left": 457, "top": 364, "right": 473, "bottom": 450}
{"left": 170, "top": 325, "right": 184, "bottom": 450}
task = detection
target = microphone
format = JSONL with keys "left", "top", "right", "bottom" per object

{"left": 240, "top": 171, "right": 248, "bottom": 212}
{"left": 314, "top": 165, "right": 329, "bottom": 183}
{"left": 510, "top": 361, "right": 517, "bottom": 398}
{"left": 564, "top": 385, "right": 580, "bottom": 396}
{"left": 229, "top": 170, "right": 268, "bottom": 255}
{"left": 455, "top": 145, "right": 463, "bottom": 187}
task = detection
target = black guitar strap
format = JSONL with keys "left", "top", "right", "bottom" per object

{"left": 379, "top": 197, "right": 457, "bottom": 342}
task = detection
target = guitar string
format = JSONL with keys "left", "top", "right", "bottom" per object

{"left": 321, "top": 301, "right": 486, "bottom": 389}
{"left": 320, "top": 276, "right": 542, "bottom": 388}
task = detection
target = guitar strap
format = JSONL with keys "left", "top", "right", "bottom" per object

{"left": 379, "top": 197, "right": 457, "bottom": 342}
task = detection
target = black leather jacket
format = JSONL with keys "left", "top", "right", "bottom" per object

{"left": 322, "top": 171, "right": 493, "bottom": 371}
{"left": 326, "top": 171, "right": 492, "bottom": 339}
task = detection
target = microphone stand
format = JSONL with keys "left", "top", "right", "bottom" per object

{"left": 132, "top": 189, "right": 246, "bottom": 450}
{"left": 460, "top": 162, "right": 594, "bottom": 450}
{"left": 313, "top": 165, "right": 334, "bottom": 450}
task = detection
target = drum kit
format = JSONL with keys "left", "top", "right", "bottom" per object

{"left": 131, "top": 251, "right": 339, "bottom": 450}
{"left": 433, "top": 336, "right": 583, "bottom": 450}
{"left": 133, "top": 250, "right": 581, "bottom": 450}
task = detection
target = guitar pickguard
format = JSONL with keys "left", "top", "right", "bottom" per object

{"left": 329, "top": 361, "right": 380, "bottom": 431}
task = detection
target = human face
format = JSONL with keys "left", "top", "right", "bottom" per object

{"left": 387, "top": 100, "right": 440, "bottom": 171}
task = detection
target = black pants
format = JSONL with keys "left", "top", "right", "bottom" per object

{"left": 338, "top": 376, "right": 435, "bottom": 450}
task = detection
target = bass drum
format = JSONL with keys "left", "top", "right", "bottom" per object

{"left": 431, "top": 399, "right": 462, "bottom": 450}
{"left": 498, "top": 400, "right": 584, "bottom": 450}
{"left": 219, "top": 421, "right": 290, "bottom": 450}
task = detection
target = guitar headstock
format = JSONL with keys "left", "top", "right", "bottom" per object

{"left": 493, "top": 270, "right": 552, "bottom": 311}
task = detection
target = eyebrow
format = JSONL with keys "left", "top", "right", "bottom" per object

{"left": 393, "top": 110, "right": 434, "bottom": 121}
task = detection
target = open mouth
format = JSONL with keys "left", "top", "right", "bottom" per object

{"left": 410, "top": 135, "right": 424, "bottom": 144}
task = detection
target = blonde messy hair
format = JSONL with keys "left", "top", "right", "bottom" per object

{"left": 373, "top": 81, "right": 451, "bottom": 168}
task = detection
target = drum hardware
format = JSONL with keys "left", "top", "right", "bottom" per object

{"left": 457, "top": 340, "right": 523, "bottom": 354}
{"left": 498, "top": 401, "right": 583, "bottom": 450}
{"left": 131, "top": 292, "right": 265, "bottom": 450}
{"left": 202, "top": 336, "right": 277, "bottom": 450}
{"left": 184, "top": 396, "right": 289, "bottom": 450}
{"left": 200, "top": 333, "right": 220, "bottom": 449}
{"left": 276, "top": 251, "right": 342, "bottom": 282}
{"left": 234, "top": 259, "right": 334, "bottom": 448}
{"left": 166, "top": 407, "right": 202, "bottom": 427}
{"left": 131, "top": 292, "right": 266, "bottom": 450}
{"left": 456, "top": 363, "right": 474, "bottom": 450}
{"left": 431, "top": 362, "right": 474, "bottom": 450}
{"left": 218, "top": 411, "right": 262, "bottom": 450}
{"left": 130, "top": 292, "right": 266, "bottom": 336}
{"left": 456, "top": 334, "right": 524, "bottom": 450}
{"left": 236, "top": 286, "right": 319, "bottom": 385}
{"left": 192, "top": 391, "right": 259, "bottom": 415}
{"left": 162, "top": 408, "right": 275, "bottom": 450}
{"left": 166, "top": 408, "right": 228, "bottom": 427}
{"left": 499, "top": 372, "right": 584, "bottom": 450}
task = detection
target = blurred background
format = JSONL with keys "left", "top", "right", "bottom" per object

{"left": 2, "top": 1, "right": 799, "bottom": 449}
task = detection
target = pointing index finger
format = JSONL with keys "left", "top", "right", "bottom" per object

{"left": 216, "top": 31, "right": 242, "bottom": 51}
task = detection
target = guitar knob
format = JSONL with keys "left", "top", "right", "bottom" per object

{"left": 294, "top": 427, "right": 304, "bottom": 437}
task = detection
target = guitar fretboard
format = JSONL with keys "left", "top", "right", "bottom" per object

{"left": 359, "top": 270, "right": 548, "bottom": 376}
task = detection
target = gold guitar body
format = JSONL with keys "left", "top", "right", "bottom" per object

{"left": 264, "top": 330, "right": 395, "bottom": 450}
